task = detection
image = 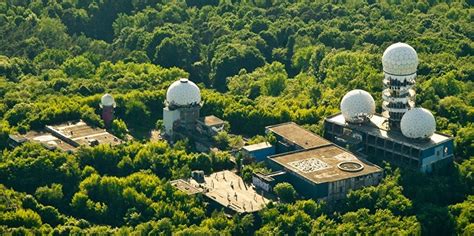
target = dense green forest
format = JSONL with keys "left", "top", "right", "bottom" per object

{"left": 0, "top": 0, "right": 473, "bottom": 234}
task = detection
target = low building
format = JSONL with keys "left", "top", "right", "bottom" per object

{"left": 196, "top": 115, "right": 226, "bottom": 137}
{"left": 8, "top": 120, "right": 123, "bottom": 152}
{"left": 265, "top": 144, "right": 383, "bottom": 201}
{"left": 252, "top": 171, "right": 287, "bottom": 192}
{"left": 266, "top": 122, "right": 331, "bottom": 153}
{"left": 261, "top": 122, "right": 383, "bottom": 201}
{"left": 241, "top": 142, "right": 276, "bottom": 162}
{"left": 324, "top": 113, "right": 454, "bottom": 172}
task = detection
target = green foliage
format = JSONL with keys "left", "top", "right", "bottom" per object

{"left": 0, "top": 209, "right": 42, "bottom": 228}
{"left": 62, "top": 56, "right": 95, "bottom": 79}
{"left": 211, "top": 43, "right": 265, "bottom": 91}
{"left": 110, "top": 119, "right": 128, "bottom": 139}
{"left": 34, "top": 183, "right": 63, "bottom": 206}
{"left": 344, "top": 170, "right": 413, "bottom": 215}
{"left": 274, "top": 182, "right": 297, "bottom": 203}
{"left": 449, "top": 195, "right": 474, "bottom": 235}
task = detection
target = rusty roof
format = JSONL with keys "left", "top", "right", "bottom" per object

{"left": 266, "top": 122, "right": 331, "bottom": 149}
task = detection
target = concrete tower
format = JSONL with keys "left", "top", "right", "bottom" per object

{"left": 100, "top": 93, "right": 116, "bottom": 128}
{"left": 381, "top": 43, "right": 418, "bottom": 130}
{"left": 163, "top": 78, "right": 201, "bottom": 137}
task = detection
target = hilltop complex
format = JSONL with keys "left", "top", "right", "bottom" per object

{"left": 6, "top": 43, "right": 456, "bottom": 212}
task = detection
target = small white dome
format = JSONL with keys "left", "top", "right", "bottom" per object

{"left": 101, "top": 93, "right": 116, "bottom": 107}
{"left": 382, "top": 42, "right": 418, "bottom": 76}
{"left": 166, "top": 78, "right": 201, "bottom": 106}
{"left": 401, "top": 108, "right": 436, "bottom": 139}
{"left": 340, "top": 89, "right": 376, "bottom": 123}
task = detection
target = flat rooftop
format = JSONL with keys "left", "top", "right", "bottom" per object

{"left": 15, "top": 120, "right": 123, "bottom": 152}
{"left": 243, "top": 142, "right": 273, "bottom": 152}
{"left": 326, "top": 113, "right": 453, "bottom": 150}
{"left": 266, "top": 122, "right": 331, "bottom": 149}
{"left": 174, "top": 170, "right": 270, "bottom": 213}
{"left": 198, "top": 115, "right": 225, "bottom": 127}
{"left": 48, "top": 120, "right": 123, "bottom": 147}
{"left": 269, "top": 144, "right": 382, "bottom": 183}
{"left": 23, "top": 131, "right": 76, "bottom": 151}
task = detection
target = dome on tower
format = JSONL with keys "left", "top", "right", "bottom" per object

{"left": 101, "top": 93, "right": 116, "bottom": 107}
{"left": 382, "top": 42, "right": 418, "bottom": 76}
{"left": 340, "top": 89, "right": 376, "bottom": 123}
{"left": 400, "top": 108, "right": 436, "bottom": 139}
{"left": 166, "top": 78, "right": 201, "bottom": 107}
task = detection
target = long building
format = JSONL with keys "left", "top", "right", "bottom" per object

{"left": 324, "top": 113, "right": 454, "bottom": 172}
{"left": 8, "top": 120, "right": 123, "bottom": 152}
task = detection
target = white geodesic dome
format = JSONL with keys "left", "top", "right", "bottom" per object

{"left": 401, "top": 108, "right": 436, "bottom": 139}
{"left": 101, "top": 93, "right": 116, "bottom": 107}
{"left": 340, "top": 89, "right": 376, "bottom": 123}
{"left": 166, "top": 78, "right": 201, "bottom": 107}
{"left": 382, "top": 42, "right": 418, "bottom": 76}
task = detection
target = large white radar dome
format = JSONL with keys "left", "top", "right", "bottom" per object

{"left": 166, "top": 78, "right": 201, "bottom": 106}
{"left": 382, "top": 42, "right": 418, "bottom": 76}
{"left": 101, "top": 93, "right": 116, "bottom": 107}
{"left": 401, "top": 108, "right": 436, "bottom": 139}
{"left": 340, "top": 89, "right": 376, "bottom": 123}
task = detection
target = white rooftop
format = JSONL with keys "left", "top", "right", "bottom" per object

{"left": 243, "top": 142, "right": 273, "bottom": 152}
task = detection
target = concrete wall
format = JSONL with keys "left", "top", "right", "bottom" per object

{"left": 246, "top": 146, "right": 276, "bottom": 162}
{"left": 421, "top": 140, "right": 454, "bottom": 172}
{"left": 163, "top": 107, "right": 180, "bottom": 136}
{"left": 327, "top": 172, "right": 383, "bottom": 201}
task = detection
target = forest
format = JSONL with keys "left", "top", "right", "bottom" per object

{"left": 0, "top": 0, "right": 473, "bottom": 234}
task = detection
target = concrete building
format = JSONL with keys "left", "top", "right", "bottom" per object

{"left": 324, "top": 113, "right": 453, "bottom": 173}
{"left": 8, "top": 120, "right": 123, "bottom": 152}
{"left": 196, "top": 115, "right": 226, "bottom": 137}
{"left": 265, "top": 122, "right": 331, "bottom": 153}
{"left": 324, "top": 43, "right": 454, "bottom": 173}
{"left": 163, "top": 78, "right": 202, "bottom": 138}
{"left": 241, "top": 142, "right": 276, "bottom": 162}
{"left": 263, "top": 144, "right": 383, "bottom": 201}
{"left": 162, "top": 78, "right": 226, "bottom": 145}
{"left": 258, "top": 122, "right": 383, "bottom": 201}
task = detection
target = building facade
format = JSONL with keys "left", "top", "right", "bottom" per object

{"left": 324, "top": 113, "right": 454, "bottom": 172}
{"left": 260, "top": 122, "right": 383, "bottom": 201}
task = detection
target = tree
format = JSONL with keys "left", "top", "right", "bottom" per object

{"left": 449, "top": 195, "right": 474, "bottom": 235}
{"left": 34, "top": 184, "right": 64, "bottom": 206}
{"left": 274, "top": 182, "right": 296, "bottom": 203}
{"left": 62, "top": 56, "right": 95, "bottom": 79}
{"left": 213, "top": 131, "right": 231, "bottom": 150}
{"left": 110, "top": 119, "right": 128, "bottom": 139}
{"left": 124, "top": 99, "right": 150, "bottom": 126}
{"left": 153, "top": 35, "right": 198, "bottom": 71}
{"left": 0, "top": 209, "right": 42, "bottom": 228}
{"left": 344, "top": 171, "right": 413, "bottom": 215}
{"left": 211, "top": 43, "right": 265, "bottom": 91}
